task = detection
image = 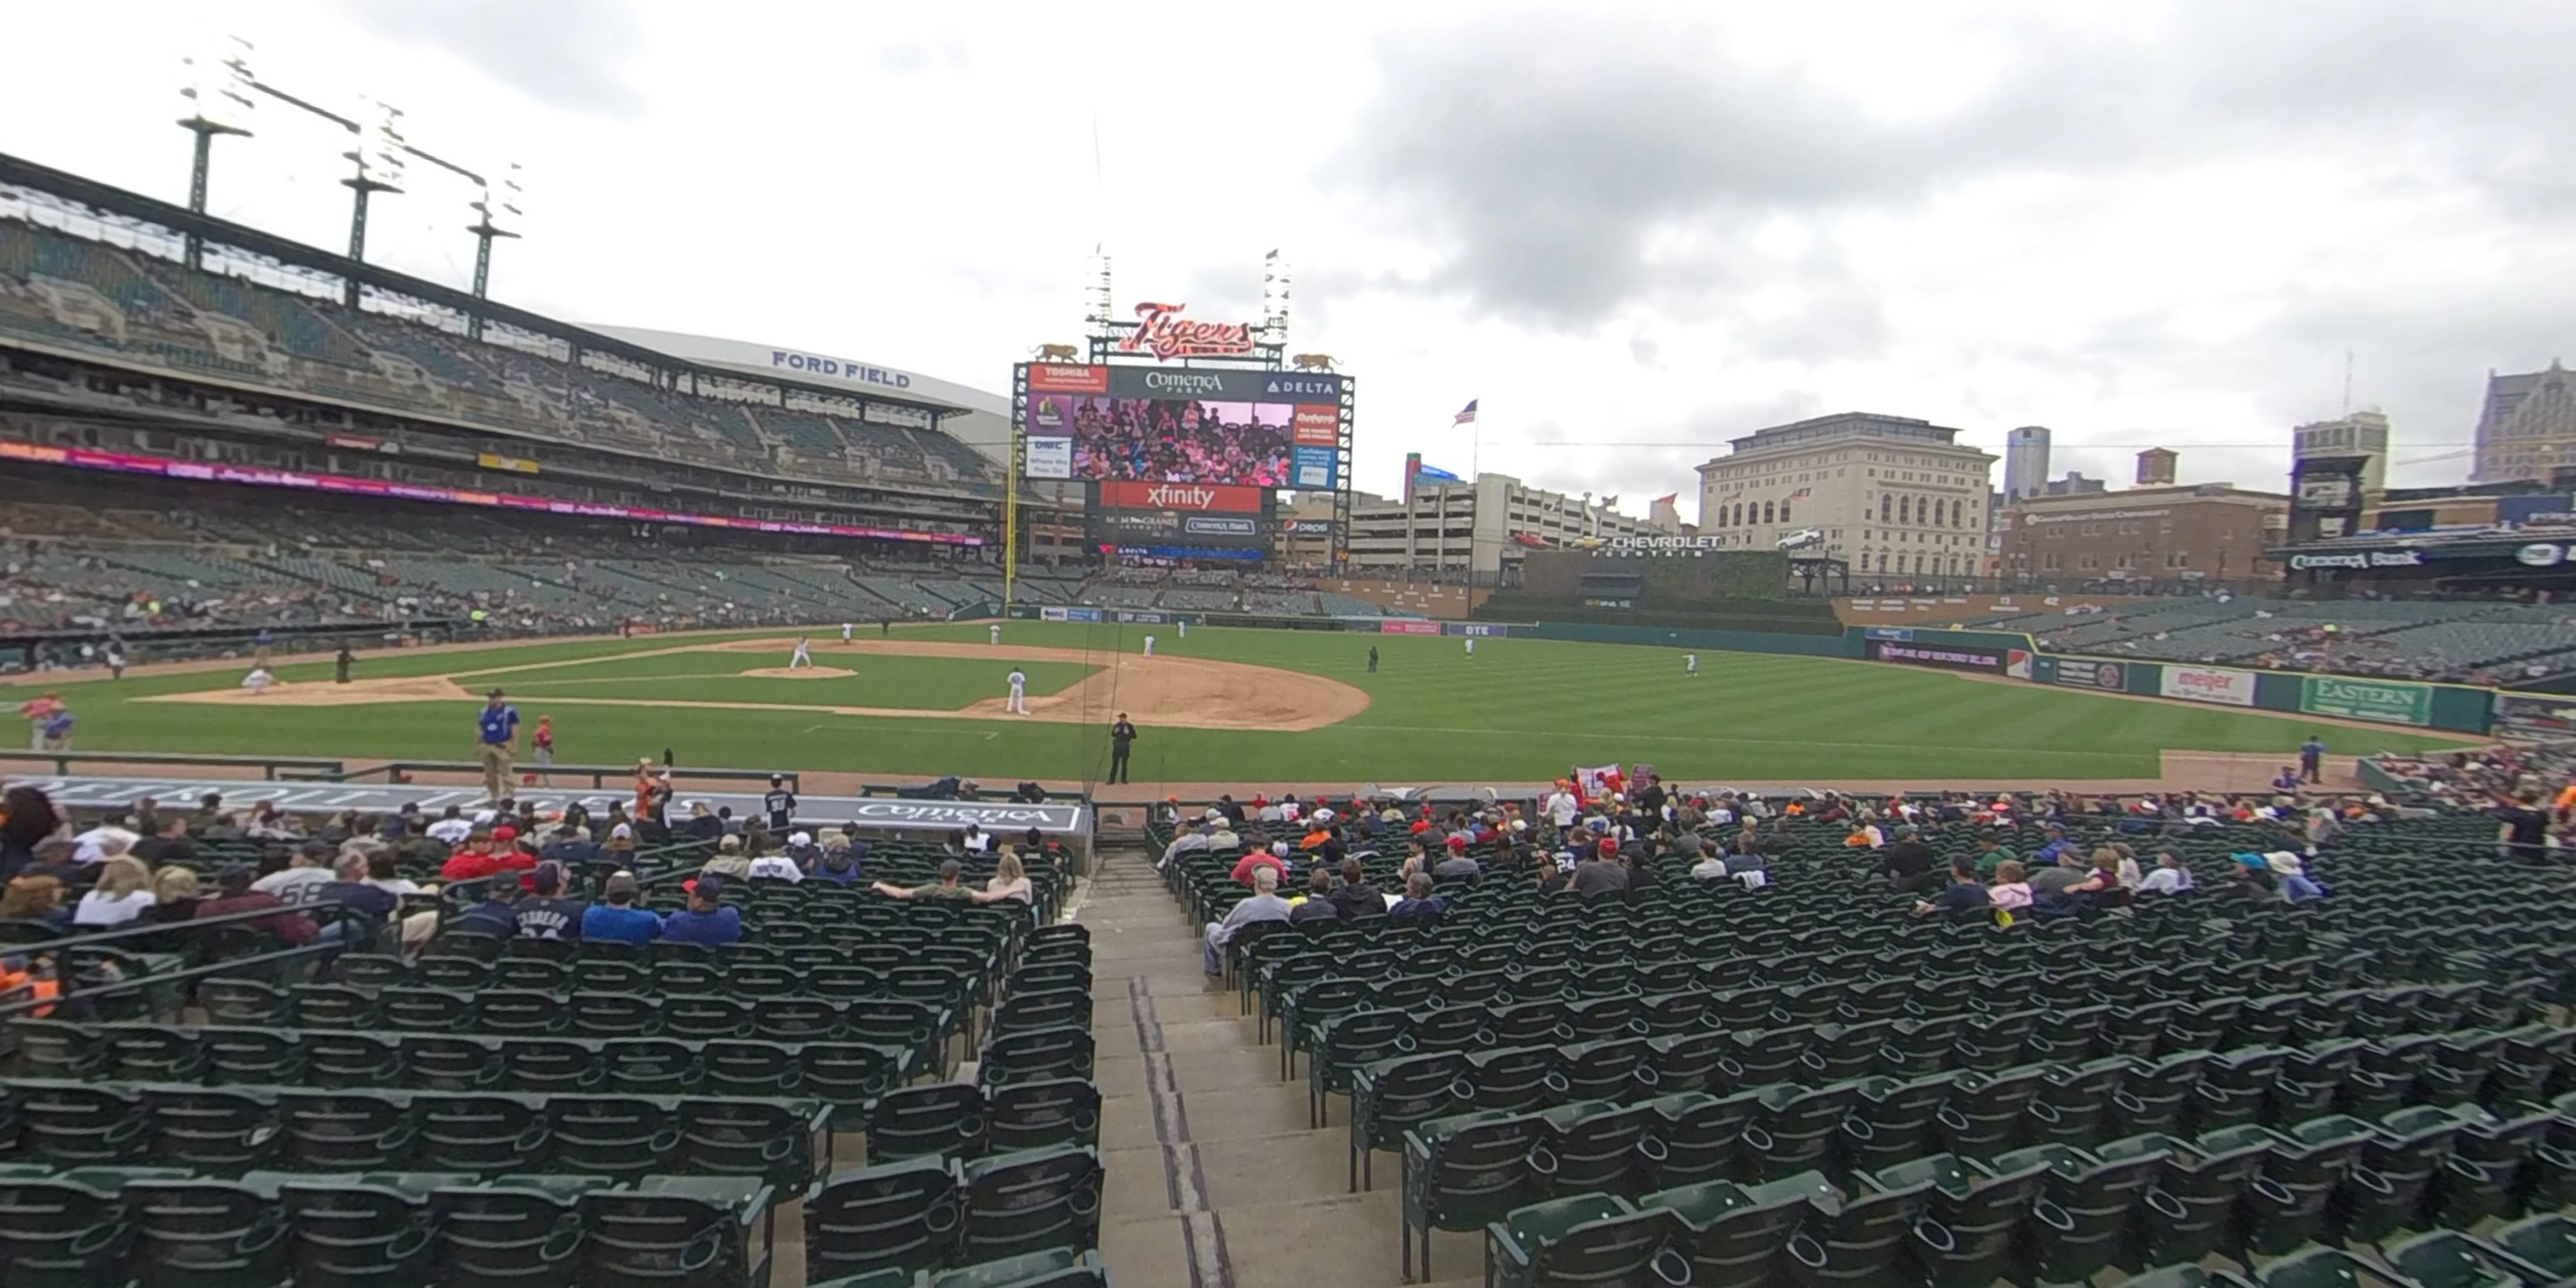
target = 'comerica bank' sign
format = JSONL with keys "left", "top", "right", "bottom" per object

{"left": 771, "top": 350, "right": 914, "bottom": 391}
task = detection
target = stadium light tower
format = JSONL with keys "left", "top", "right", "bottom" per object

{"left": 464, "top": 162, "right": 525, "bottom": 335}
{"left": 175, "top": 36, "right": 258, "bottom": 270}
{"left": 339, "top": 97, "right": 408, "bottom": 304}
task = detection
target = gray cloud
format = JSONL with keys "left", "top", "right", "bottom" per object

{"left": 1339, "top": 4, "right": 2576, "bottom": 332}
{"left": 347, "top": 0, "right": 647, "bottom": 117}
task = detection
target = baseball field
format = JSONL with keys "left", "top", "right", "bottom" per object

{"left": 0, "top": 621, "right": 2473, "bottom": 787}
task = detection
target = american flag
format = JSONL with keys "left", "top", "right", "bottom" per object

{"left": 1453, "top": 399, "right": 1479, "bottom": 425}
{"left": 1788, "top": 487, "right": 1813, "bottom": 501}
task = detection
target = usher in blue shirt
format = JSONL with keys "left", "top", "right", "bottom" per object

{"left": 479, "top": 705, "right": 519, "bottom": 746}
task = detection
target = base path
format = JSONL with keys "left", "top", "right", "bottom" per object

{"left": 136, "top": 636, "right": 1372, "bottom": 735}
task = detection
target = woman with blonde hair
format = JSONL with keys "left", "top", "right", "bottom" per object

{"left": 973, "top": 850, "right": 1034, "bottom": 905}
{"left": 75, "top": 855, "right": 158, "bottom": 926}
{"left": 0, "top": 874, "right": 69, "bottom": 925}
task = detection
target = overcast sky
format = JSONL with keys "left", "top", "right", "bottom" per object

{"left": 8, "top": 1, "right": 2576, "bottom": 519}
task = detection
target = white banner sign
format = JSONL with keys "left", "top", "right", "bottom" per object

{"left": 2159, "top": 665, "right": 2257, "bottom": 707}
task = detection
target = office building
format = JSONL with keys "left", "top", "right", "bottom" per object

{"left": 2473, "top": 364, "right": 2576, "bottom": 483}
{"left": 1696, "top": 412, "right": 1997, "bottom": 584}
{"left": 2003, "top": 425, "right": 2051, "bottom": 499}
{"left": 2293, "top": 410, "right": 2391, "bottom": 494}
{"left": 1999, "top": 466, "right": 2288, "bottom": 589}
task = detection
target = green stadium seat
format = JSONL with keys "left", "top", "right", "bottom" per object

{"left": 1640, "top": 1171, "right": 1835, "bottom": 1288}
{"left": 2382, "top": 1229, "right": 2561, "bottom": 1288}
{"left": 807, "top": 1157, "right": 963, "bottom": 1283}
{"left": 1635, "top": 1091, "right": 1763, "bottom": 1191}
{"left": 126, "top": 1175, "right": 292, "bottom": 1287}
{"left": 985, "top": 1080, "right": 1102, "bottom": 1155}
{"left": 1485, "top": 1193, "right": 1689, "bottom": 1288}
{"left": 1348, "top": 1051, "right": 1472, "bottom": 1191}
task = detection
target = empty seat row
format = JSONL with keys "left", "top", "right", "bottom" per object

{"left": 0, "top": 1165, "right": 780, "bottom": 1288}
{"left": 1452, "top": 1094, "right": 2576, "bottom": 1288}
{"left": 807, "top": 1146, "right": 1105, "bottom": 1284}
{"left": 1345, "top": 1022, "right": 2576, "bottom": 1196}
{"left": 0, "top": 1079, "right": 830, "bottom": 1192}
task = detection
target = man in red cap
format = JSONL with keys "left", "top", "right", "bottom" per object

{"left": 1569, "top": 837, "right": 1629, "bottom": 896}
{"left": 1432, "top": 835, "right": 1481, "bottom": 880}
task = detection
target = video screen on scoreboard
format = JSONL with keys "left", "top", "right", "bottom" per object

{"left": 1024, "top": 394, "right": 1290, "bottom": 487}
{"left": 1022, "top": 364, "right": 1343, "bottom": 490}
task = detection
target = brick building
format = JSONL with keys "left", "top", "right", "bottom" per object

{"left": 2000, "top": 482, "right": 2290, "bottom": 591}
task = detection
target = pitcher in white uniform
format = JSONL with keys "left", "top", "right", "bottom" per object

{"left": 1006, "top": 667, "right": 1029, "bottom": 714}
{"left": 242, "top": 667, "right": 276, "bottom": 696}
{"left": 788, "top": 636, "right": 813, "bottom": 669}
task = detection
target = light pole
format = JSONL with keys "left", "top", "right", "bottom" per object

{"left": 173, "top": 36, "right": 525, "bottom": 309}
{"left": 175, "top": 36, "right": 257, "bottom": 270}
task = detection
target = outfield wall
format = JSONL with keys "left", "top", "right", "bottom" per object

{"left": 988, "top": 602, "right": 2534, "bottom": 738}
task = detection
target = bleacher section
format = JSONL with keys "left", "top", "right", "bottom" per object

{"left": 0, "top": 833, "right": 1101, "bottom": 1286}
{"left": 1148, "top": 793, "right": 2576, "bottom": 1288}
{"left": 0, "top": 218, "right": 998, "bottom": 497}
{"left": 2007, "top": 597, "right": 2576, "bottom": 683}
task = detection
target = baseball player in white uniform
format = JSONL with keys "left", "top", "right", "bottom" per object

{"left": 1142, "top": 635, "right": 1156, "bottom": 658}
{"left": 990, "top": 624, "right": 1002, "bottom": 646}
{"left": 242, "top": 667, "right": 276, "bottom": 696}
{"left": 1465, "top": 637, "right": 1476, "bottom": 658}
{"left": 1179, "top": 621, "right": 1188, "bottom": 639}
{"left": 788, "top": 636, "right": 813, "bottom": 669}
{"left": 1686, "top": 653, "right": 1699, "bottom": 677}
{"left": 1006, "top": 667, "right": 1029, "bottom": 714}
{"left": 841, "top": 622, "right": 853, "bottom": 643}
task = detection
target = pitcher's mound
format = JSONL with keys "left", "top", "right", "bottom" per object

{"left": 739, "top": 665, "right": 856, "bottom": 680}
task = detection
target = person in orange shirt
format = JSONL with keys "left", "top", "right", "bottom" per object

{"left": 632, "top": 760, "right": 656, "bottom": 818}
{"left": 17, "top": 693, "right": 61, "bottom": 752}
{"left": 2555, "top": 780, "right": 2576, "bottom": 820}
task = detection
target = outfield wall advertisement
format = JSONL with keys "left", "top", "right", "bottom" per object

{"left": 1867, "top": 640, "right": 2008, "bottom": 675}
{"left": 2159, "top": 665, "right": 2257, "bottom": 707}
{"left": 2299, "top": 675, "right": 2433, "bottom": 726}
{"left": 2493, "top": 692, "right": 2576, "bottom": 740}
{"left": 2051, "top": 658, "right": 2129, "bottom": 692}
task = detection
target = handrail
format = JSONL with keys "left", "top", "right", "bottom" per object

{"left": 364, "top": 761, "right": 798, "bottom": 792}
{"left": 0, "top": 902, "right": 367, "bottom": 1020}
{"left": 0, "top": 750, "right": 347, "bottom": 780}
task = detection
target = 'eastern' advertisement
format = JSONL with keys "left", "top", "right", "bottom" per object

{"left": 2299, "top": 676, "right": 2433, "bottom": 726}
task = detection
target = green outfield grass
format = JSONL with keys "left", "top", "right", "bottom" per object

{"left": 0, "top": 623, "right": 2471, "bottom": 784}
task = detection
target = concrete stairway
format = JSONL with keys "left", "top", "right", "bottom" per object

{"left": 1086, "top": 844, "right": 1485, "bottom": 1288}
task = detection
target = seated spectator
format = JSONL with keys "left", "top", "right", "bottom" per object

{"left": 449, "top": 883, "right": 519, "bottom": 938}
{"left": 1387, "top": 871, "right": 1446, "bottom": 923}
{"left": 0, "top": 874, "right": 71, "bottom": 927}
{"left": 682, "top": 802, "right": 724, "bottom": 842}
{"left": 194, "top": 866, "right": 316, "bottom": 946}
{"left": 132, "top": 814, "right": 198, "bottom": 867}
{"left": 603, "top": 823, "right": 638, "bottom": 862}
{"left": 1914, "top": 859, "right": 1992, "bottom": 918}
{"left": 1231, "top": 842, "right": 1291, "bottom": 888}
{"left": 974, "top": 851, "right": 1034, "bottom": 905}
{"left": 73, "top": 855, "right": 156, "bottom": 927}
{"left": 2138, "top": 850, "right": 2195, "bottom": 895}
{"left": 1571, "top": 839, "right": 1629, "bottom": 896}
{"left": 700, "top": 836, "right": 753, "bottom": 880}
{"left": 1987, "top": 860, "right": 2035, "bottom": 911}
{"left": 125, "top": 867, "right": 207, "bottom": 950}
{"left": 811, "top": 838, "right": 865, "bottom": 886}
{"left": 440, "top": 831, "right": 505, "bottom": 883}
{"left": 425, "top": 807, "right": 474, "bottom": 847}
{"left": 18, "top": 839, "right": 85, "bottom": 886}
{"left": 1326, "top": 857, "right": 1384, "bottom": 919}
{"left": 538, "top": 824, "right": 602, "bottom": 867}
{"left": 2029, "top": 850, "right": 2095, "bottom": 897}
{"left": 513, "top": 862, "right": 586, "bottom": 941}
{"left": 364, "top": 852, "right": 423, "bottom": 897}
{"left": 1688, "top": 839, "right": 1729, "bottom": 880}
{"left": 1876, "top": 827, "right": 1937, "bottom": 892}
{"left": 580, "top": 872, "right": 662, "bottom": 945}
{"left": 1289, "top": 869, "right": 1339, "bottom": 922}
{"left": 1202, "top": 865, "right": 1290, "bottom": 974}
{"left": 874, "top": 858, "right": 975, "bottom": 902}
{"left": 314, "top": 853, "right": 398, "bottom": 947}
{"left": 1431, "top": 836, "right": 1481, "bottom": 880}
{"left": 747, "top": 840, "right": 806, "bottom": 883}
{"left": 662, "top": 875, "right": 743, "bottom": 947}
